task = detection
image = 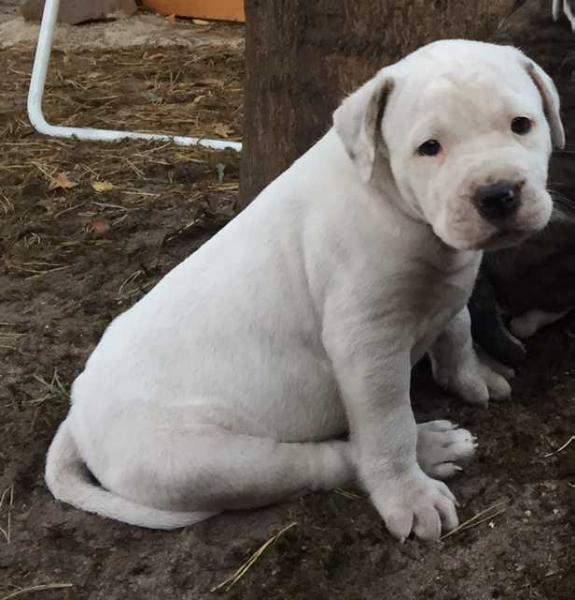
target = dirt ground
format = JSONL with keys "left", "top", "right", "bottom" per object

{"left": 0, "top": 7, "right": 573, "bottom": 600}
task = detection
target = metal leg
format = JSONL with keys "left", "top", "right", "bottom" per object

{"left": 27, "top": 0, "right": 242, "bottom": 151}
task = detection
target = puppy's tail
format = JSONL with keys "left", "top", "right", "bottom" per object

{"left": 45, "top": 420, "right": 217, "bottom": 529}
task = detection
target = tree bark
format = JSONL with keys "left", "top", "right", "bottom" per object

{"left": 239, "top": 0, "right": 516, "bottom": 207}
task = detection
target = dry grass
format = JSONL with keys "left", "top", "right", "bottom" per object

{"left": 441, "top": 500, "right": 508, "bottom": 540}
{"left": 333, "top": 488, "right": 365, "bottom": 500}
{"left": 0, "top": 41, "right": 243, "bottom": 139}
{"left": 0, "top": 583, "right": 73, "bottom": 600}
{"left": 0, "top": 484, "right": 14, "bottom": 544}
{"left": 0, "top": 43, "right": 244, "bottom": 279}
{"left": 0, "top": 325, "right": 25, "bottom": 351}
{"left": 0, "top": 40, "right": 243, "bottom": 278}
{"left": 211, "top": 522, "right": 298, "bottom": 593}
{"left": 544, "top": 435, "right": 574, "bottom": 457}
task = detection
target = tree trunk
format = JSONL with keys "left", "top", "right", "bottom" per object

{"left": 239, "top": 0, "right": 517, "bottom": 207}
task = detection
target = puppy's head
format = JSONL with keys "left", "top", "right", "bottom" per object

{"left": 334, "top": 40, "right": 564, "bottom": 251}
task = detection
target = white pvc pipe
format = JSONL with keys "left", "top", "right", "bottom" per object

{"left": 27, "top": 0, "right": 242, "bottom": 151}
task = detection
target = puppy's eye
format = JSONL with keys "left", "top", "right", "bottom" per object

{"left": 511, "top": 116, "right": 532, "bottom": 135}
{"left": 417, "top": 139, "right": 441, "bottom": 156}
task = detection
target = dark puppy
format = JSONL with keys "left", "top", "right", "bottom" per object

{"left": 471, "top": 2, "right": 575, "bottom": 366}
{"left": 470, "top": 196, "right": 575, "bottom": 366}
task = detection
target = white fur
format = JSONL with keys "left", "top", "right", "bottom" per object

{"left": 553, "top": 0, "right": 575, "bottom": 31}
{"left": 510, "top": 307, "right": 572, "bottom": 338}
{"left": 430, "top": 308, "right": 512, "bottom": 406}
{"left": 46, "top": 40, "right": 561, "bottom": 541}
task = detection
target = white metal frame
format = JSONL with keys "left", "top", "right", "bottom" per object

{"left": 27, "top": 0, "right": 242, "bottom": 151}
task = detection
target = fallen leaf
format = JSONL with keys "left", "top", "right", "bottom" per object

{"left": 166, "top": 14, "right": 177, "bottom": 24}
{"left": 86, "top": 218, "right": 110, "bottom": 236}
{"left": 214, "top": 123, "right": 233, "bottom": 138}
{"left": 91, "top": 181, "right": 115, "bottom": 193}
{"left": 192, "top": 19, "right": 210, "bottom": 25}
{"left": 49, "top": 172, "right": 77, "bottom": 191}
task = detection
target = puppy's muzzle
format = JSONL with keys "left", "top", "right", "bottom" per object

{"left": 472, "top": 181, "right": 523, "bottom": 223}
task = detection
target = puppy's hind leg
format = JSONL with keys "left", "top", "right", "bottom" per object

{"left": 120, "top": 429, "right": 356, "bottom": 513}
{"left": 192, "top": 433, "right": 356, "bottom": 510}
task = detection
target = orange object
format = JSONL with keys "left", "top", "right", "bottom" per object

{"left": 142, "top": 0, "right": 245, "bottom": 22}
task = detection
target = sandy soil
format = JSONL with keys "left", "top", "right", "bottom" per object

{"left": 0, "top": 5, "right": 573, "bottom": 600}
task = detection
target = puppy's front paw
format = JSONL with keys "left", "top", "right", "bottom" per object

{"left": 433, "top": 346, "right": 512, "bottom": 405}
{"left": 371, "top": 468, "right": 458, "bottom": 541}
{"left": 417, "top": 420, "right": 477, "bottom": 479}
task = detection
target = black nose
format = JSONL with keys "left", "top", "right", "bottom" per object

{"left": 472, "top": 182, "right": 521, "bottom": 222}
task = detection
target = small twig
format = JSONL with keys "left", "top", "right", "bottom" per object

{"left": 26, "top": 266, "right": 70, "bottom": 280}
{"left": 117, "top": 270, "right": 144, "bottom": 298}
{"left": 0, "top": 583, "right": 73, "bottom": 600}
{"left": 0, "top": 485, "right": 14, "bottom": 543}
{"left": 92, "top": 201, "right": 128, "bottom": 211}
{"left": 211, "top": 522, "right": 297, "bottom": 593}
{"left": 545, "top": 435, "right": 574, "bottom": 458}
{"left": 454, "top": 508, "right": 507, "bottom": 533}
{"left": 31, "top": 370, "right": 67, "bottom": 399}
{"left": 333, "top": 488, "right": 364, "bottom": 500}
{"left": 441, "top": 500, "right": 508, "bottom": 540}
{"left": 8, "top": 485, "right": 13, "bottom": 543}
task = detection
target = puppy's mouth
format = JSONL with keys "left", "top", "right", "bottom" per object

{"left": 478, "top": 206, "right": 552, "bottom": 250}
{"left": 430, "top": 188, "right": 552, "bottom": 252}
{"left": 449, "top": 191, "right": 552, "bottom": 251}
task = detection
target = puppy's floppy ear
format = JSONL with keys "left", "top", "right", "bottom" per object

{"left": 333, "top": 72, "right": 394, "bottom": 182}
{"left": 526, "top": 61, "right": 565, "bottom": 149}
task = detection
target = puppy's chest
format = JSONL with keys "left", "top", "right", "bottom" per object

{"left": 391, "top": 260, "right": 476, "bottom": 317}
{"left": 391, "top": 258, "right": 478, "bottom": 354}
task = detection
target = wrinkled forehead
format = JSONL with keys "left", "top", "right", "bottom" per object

{"left": 384, "top": 57, "right": 542, "bottom": 142}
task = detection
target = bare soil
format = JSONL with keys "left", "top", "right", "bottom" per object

{"left": 0, "top": 10, "right": 573, "bottom": 600}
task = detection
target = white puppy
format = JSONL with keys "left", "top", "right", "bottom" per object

{"left": 46, "top": 40, "right": 563, "bottom": 541}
